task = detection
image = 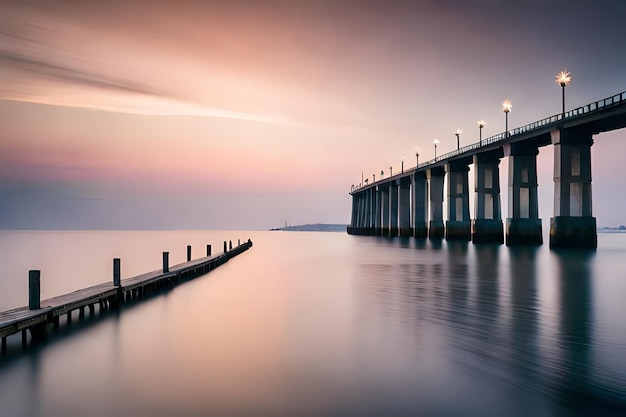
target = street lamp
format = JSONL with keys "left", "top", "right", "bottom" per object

{"left": 502, "top": 99, "right": 512, "bottom": 137}
{"left": 400, "top": 157, "right": 404, "bottom": 173}
{"left": 389, "top": 166, "right": 393, "bottom": 177}
{"left": 381, "top": 169, "right": 384, "bottom": 179}
{"left": 415, "top": 149, "right": 419, "bottom": 166}
{"left": 433, "top": 139, "right": 440, "bottom": 159}
{"left": 455, "top": 128, "right": 462, "bottom": 150}
{"left": 556, "top": 70, "right": 571, "bottom": 118}
{"left": 477, "top": 120, "right": 485, "bottom": 145}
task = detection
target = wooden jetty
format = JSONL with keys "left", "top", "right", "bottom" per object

{"left": 0, "top": 239, "right": 252, "bottom": 354}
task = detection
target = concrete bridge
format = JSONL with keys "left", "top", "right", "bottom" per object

{"left": 347, "top": 91, "right": 626, "bottom": 248}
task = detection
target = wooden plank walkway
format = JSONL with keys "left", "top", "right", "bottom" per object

{"left": 0, "top": 239, "right": 252, "bottom": 354}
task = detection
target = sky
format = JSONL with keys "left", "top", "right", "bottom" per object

{"left": 1, "top": 0, "right": 625, "bottom": 230}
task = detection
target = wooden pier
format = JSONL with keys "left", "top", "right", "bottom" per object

{"left": 0, "top": 239, "right": 252, "bottom": 355}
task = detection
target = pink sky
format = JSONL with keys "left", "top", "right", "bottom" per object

{"left": 1, "top": 0, "right": 625, "bottom": 229}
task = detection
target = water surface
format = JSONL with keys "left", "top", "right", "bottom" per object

{"left": 0, "top": 230, "right": 625, "bottom": 416}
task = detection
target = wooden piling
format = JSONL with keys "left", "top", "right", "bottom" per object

{"left": 224, "top": 241, "right": 227, "bottom": 253}
{"left": 163, "top": 252, "right": 169, "bottom": 273}
{"left": 29, "top": 270, "right": 41, "bottom": 310}
{"left": 187, "top": 245, "right": 192, "bottom": 262}
{"left": 207, "top": 244, "right": 211, "bottom": 256}
{"left": 113, "top": 258, "right": 121, "bottom": 287}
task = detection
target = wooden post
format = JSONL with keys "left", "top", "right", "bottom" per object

{"left": 113, "top": 258, "right": 121, "bottom": 287}
{"left": 238, "top": 239, "right": 240, "bottom": 246}
{"left": 163, "top": 252, "right": 169, "bottom": 273}
{"left": 229, "top": 240, "right": 232, "bottom": 250}
{"left": 187, "top": 245, "right": 192, "bottom": 262}
{"left": 29, "top": 270, "right": 41, "bottom": 310}
{"left": 207, "top": 244, "right": 211, "bottom": 256}
{"left": 223, "top": 241, "right": 227, "bottom": 253}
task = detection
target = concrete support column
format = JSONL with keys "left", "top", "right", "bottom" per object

{"left": 373, "top": 186, "right": 382, "bottom": 235}
{"left": 427, "top": 167, "right": 445, "bottom": 238}
{"left": 355, "top": 192, "right": 365, "bottom": 235}
{"left": 446, "top": 161, "right": 471, "bottom": 240}
{"left": 381, "top": 184, "right": 390, "bottom": 236}
{"left": 549, "top": 128, "right": 596, "bottom": 249}
{"left": 412, "top": 171, "right": 429, "bottom": 238}
{"left": 366, "top": 188, "right": 374, "bottom": 235}
{"left": 504, "top": 143, "right": 543, "bottom": 245}
{"left": 348, "top": 193, "right": 357, "bottom": 234}
{"left": 389, "top": 181, "right": 399, "bottom": 237}
{"left": 398, "top": 178, "right": 412, "bottom": 236}
{"left": 472, "top": 150, "right": 504, "bottom": 243}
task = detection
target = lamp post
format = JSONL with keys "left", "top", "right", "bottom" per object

{"left": 400, "top": 157, "right": 404, "bottom": 173}
{"left": 502, "top": 99, "right": 512, "bottom": 137}
{"left": 415, "top": 150, "right": 419, "bottom": 167}
{"left": 556, "top": 70, "right": 571, "bottom": 118}
{"left": 381, "top": 169, "right": 384, "bottom": 179}
{"left": 389, "top": 166, "right": 393, "bottom": 177}
{"left": 455, "top": 128, "right": 462, "bottom": 150}
{"left": 433, "top": 139, "right": 440, "bottom": 159}
{"left": 477, "top": 120, "right": 485, "bottom": 145}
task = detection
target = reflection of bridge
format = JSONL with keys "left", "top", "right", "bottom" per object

{"left": 347, "top": 91, "right": 626, "bottom": 248}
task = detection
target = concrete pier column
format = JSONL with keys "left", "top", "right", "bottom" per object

{"left": 29, "top": 270, "right": 41, "bottom": 310}
{"left": 427, "top": 167, "right": 445, "bottom": 238}
{"left": 373, "top": 186, "right": 382, "bottom": 235}
{"left": 380, "top": 184, "right": 390, "bottom": 236}
{"left": 348, "top": 193, "right": 357, "bottom": 234}
{"left": 504, "top": 143, "right": 543, "bottom": 245}
{"left": 389, "top": 181, "right": 399, "bottom": 236}
{"left": 398, "top": 177, "right": 412, "bottom": 236}
{"left": 412, "top": 171, "right": 429, "bottom": 238}
{"left": 355, "top": 192, "right": 365, "bottom": 235}
{"left": 365, "top": 188, "right": 374, "bottom": 235}
{"left": 445, "top": 160, "right": 471, "bottom": 240}
{"left": 549, "top": 128, "right": 596, "bottom": 249}
{"left": 472, "top": 150, "right": 504, "bottom": 243}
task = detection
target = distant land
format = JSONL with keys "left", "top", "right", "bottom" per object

{"left": 270, "top": 224, "right": 626, "bottom": 233}
{"left": 270, "top": 223, "right": 347, "bottom": 232}
{"left": 598, "top": 226, "right": 626, "bottom": 233}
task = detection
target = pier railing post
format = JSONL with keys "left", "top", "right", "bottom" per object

{"left": 163, "top": 252, "right": 169, "bottom": 273}
{"left": 187, "top": 245, "right": 192, "bottom": 262}
{"left": 207, "top": 244, "right": 212, "bottom": 256}
{"left": 29, "top": 270, "right": 41, "bottom": 310}
{"left": 113, "top": 258, "right": 121, "bottom": 287}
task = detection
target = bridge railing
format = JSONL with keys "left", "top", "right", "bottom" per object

{"left": 416, "top": 91, "right": 626, "bottom": 169}
{"left": 352, "top": 91, "right": 625, "bottom": 193}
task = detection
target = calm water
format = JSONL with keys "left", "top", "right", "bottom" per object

{"left": 0, "top": 230, "right": 625, "bottom": 417}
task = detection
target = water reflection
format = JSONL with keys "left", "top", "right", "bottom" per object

{"left": 551, "top": 250, "right": 617, "bottom": 415}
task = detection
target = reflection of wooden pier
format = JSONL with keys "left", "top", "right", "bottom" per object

{"left": 0, "top": 239, "right": 252, "bottom": 355}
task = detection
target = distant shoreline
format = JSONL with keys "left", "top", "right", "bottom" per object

{"left": 269, "top": 224, "right": 347, "bottom": 232}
